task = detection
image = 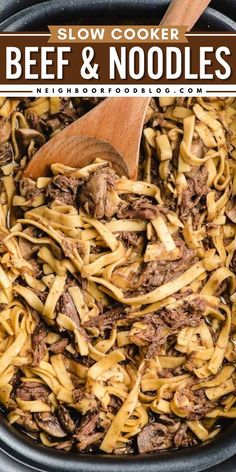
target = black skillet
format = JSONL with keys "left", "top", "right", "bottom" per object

{"left": 0, "top": 1, "right": 235, "bottom": 471}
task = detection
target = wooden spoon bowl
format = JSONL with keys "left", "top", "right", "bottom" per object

{"left": 23, "top": 97, "right": 150, "bottom": 180}
{"left": 29, "top": 135, "right": 130, "bottom": 178}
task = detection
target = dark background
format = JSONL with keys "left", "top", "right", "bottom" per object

{"left": 0, "top": 0, "right": 235, "bottom": 29}
{"left": 0, "top": 0, "right": 235, "bottom": 22}
{"left": 0, "top": 0, "right": 235, "bottom": 471}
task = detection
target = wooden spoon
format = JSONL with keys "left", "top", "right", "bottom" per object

{"left": 23, "top": 0, "right": 212, "bottom": 180}
{"left": 160, "top": 0, "right": 212, "bottom": 31}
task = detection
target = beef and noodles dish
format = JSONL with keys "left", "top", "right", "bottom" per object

{"left": 0, "top": 96, "right": 235, "bottom": 455}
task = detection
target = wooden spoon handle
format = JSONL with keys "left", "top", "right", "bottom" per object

{"left": 160, "top": 0, "right": 212, "bottom": 31}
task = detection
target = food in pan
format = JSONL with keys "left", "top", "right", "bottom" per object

{"left": 0, "top": 96, "right": 235, "bottom": 454}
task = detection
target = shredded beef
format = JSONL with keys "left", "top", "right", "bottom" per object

{"left": 108, "top": 395, "right": 123, "bottom": 414}
{"left": 59, "top": 107, "right": 78, "bottom": 124}
{"left": 214, "top": 279, "right": 229, "bottom": 297}
{"left": 108, "top": 395, "right": 122, "bottom": 415}
{"left": 174, "top": 423, "right": 197, "bottom": 448}
{"left": 113, "top": 444, "right": 134, "bottom": 454}
{"left": 158, "top": 415, "right": 180, "bottom": 432}
{"left": 25, "top": 99, "right": 101, "bottom": 139}
{"left": 137, "top": 420, "right": 197, "bottom": 453}
{"left": 131, "top": 298, "right": 206, "bottom": 358}
{"left": 31, "top": 323, "right": 47, "bottom": 367}
{"left": 49, "top": 337, "right": 69, "bottom": 354}
{"left": 73, "top": 385, "right": 88, "bottom": 403}
{"left": 73, "top": 387, "right": 98, "bottom": 410}
{"left": 57, "top": 291, "right": 80, "bottom": 327}
{"left": 160, "top": 298, "right": 206, "bottom": 329}
{"left": 45, "top": 117, "right": 62, "bottom": 133}
{"left": 74, "top": 413, "right": 104, "bottom": 451}
{"left": 84, "top": 306, "right": 125, "bottom": 334}
{"left": 51, "top": 175, "right": 79, "bottom": 193}
{"left": 10, "top": 370, "right": 21, "bottom": 390}
{"left": 174, "top": 387, "right": 216, "bottom": 420}
{"left": 16, "top": 382, "right": 50, "bottom": 402}
{"left": 18, "top": 227, "right": 40, "bottom": 260}
{"left": 180, "top": 166, "right": 209, "bottom": 223}
{"left": 34, "top": 289, "right": 48, "bottom": 303}
{"left": 46, "top": 175, "right": 82, "bottom": 206}
{"left": 130, "top": 319, "right": 168, "bottom": 350}
{"left": 19, "top": 178, "right": 44, "bottom": 205}
{"left": 136, "top": 244, "right": 197, "bottom": 292}
{"left": 35, "top": 412, "right": 67, "bottom": 438}
{"left": 71, "top": 374, "right": 85, "bottom": 389}
{"left": 26, "top": 112, "right": 45, "bottom": 134}
{"left": 54, "top": 440, "right": 74, "bottom": 451}
{"left": 226, "top": 198, "right": 236, "bottom": 224}
{"left": 117, "top": 231, "right": 140, "bottom": 248}
{"left": 146, "top": 330, "right": 170, "bottom": 358}
{"left": 135, "top": 261, "right": 166, "bottom": 291}
{"left": 0, "top": 142, "right": 13, "bottom": 166}
{"left": 73, "top": 388, "right": 86, "bottom": 404}
{"left": 58, "top": 405, "right": 76, "bottom": 433}
{"left": 137, "top": 423, "right": 173, "bottom": 453}
{"left": 189, "top": 388, "right": 216, "bottom": 419}
{"left": 117, "top": 195, "right": 160, "bottom": 220}
{"left": 78, "top": 166, "right": 118, "bottom": 219}
{"left": 32, "top": 323, "right": 47, "bottom": 344}
{"left": 57, "top": 288, "right": 88, "bottom": 346}
{"left": 230, "top": 250, "right": 236, "bottom": 274}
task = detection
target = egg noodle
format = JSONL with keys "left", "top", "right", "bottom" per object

{"left": 0, "top": 96, "right": 235, "bottom": 454}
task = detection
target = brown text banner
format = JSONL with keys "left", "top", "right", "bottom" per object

{"left": 0, "top": 34, "right": 235, "bottom": 85}
{"left": 48, "top": 25, "right": 188, "bottom": 43}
